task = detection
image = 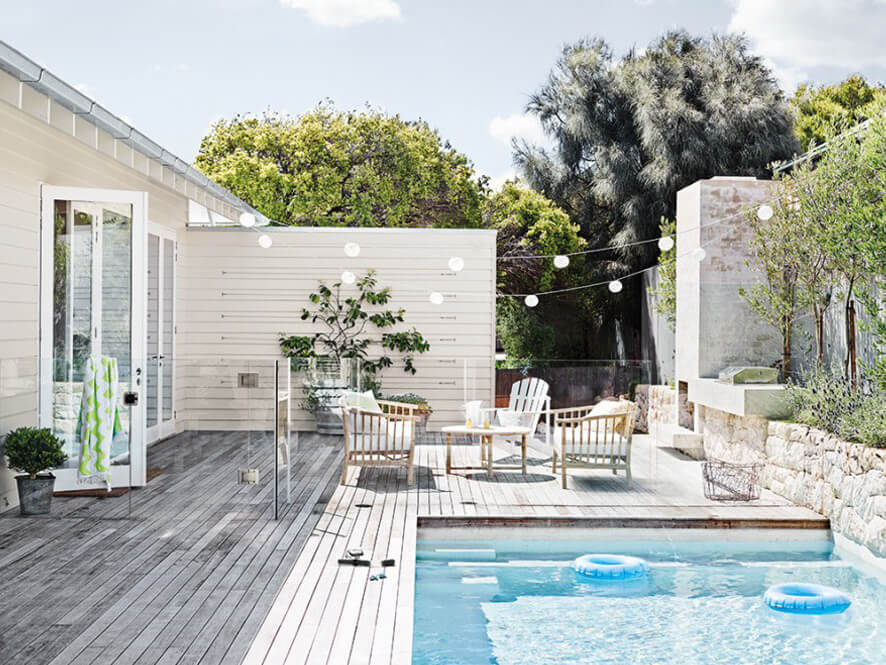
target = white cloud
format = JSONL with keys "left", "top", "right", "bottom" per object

{"left": 489, "top": 113, "right": 545, "bottom": 147}
{"left": 764, "top": 59, "right": 810, "bottom": 94}
{"left": 280, "top": 0, "right": 401, "bottom": 27}
{"left": 729, "top": 0, "right": 886, "bottom": 69}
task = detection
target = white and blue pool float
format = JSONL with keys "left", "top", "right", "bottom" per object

{"left": 763, "top": 583, "right": 851, "bottom": 615}
{"left": 572, "top": 554, "right": 648, "bottom": 580}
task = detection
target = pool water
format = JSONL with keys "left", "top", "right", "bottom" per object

{"left": 412, "top": 535, "right": 886, "bottom": 665}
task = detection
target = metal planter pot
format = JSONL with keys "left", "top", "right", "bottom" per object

{"left": 15, "top": 474, "right": 56, "bottom": 515}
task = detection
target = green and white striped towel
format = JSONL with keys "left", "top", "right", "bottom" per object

{"left": 76, "top": 356, "right": 122, "bottom": 487}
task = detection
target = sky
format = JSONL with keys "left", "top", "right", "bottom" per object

{"left": 4, "top": 0, "right": 886, "bottom": 188}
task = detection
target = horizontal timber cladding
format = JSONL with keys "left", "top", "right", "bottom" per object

{"left": 0, "top": 69, "right": 212, "bottom": 510}
{"left": 176, "top": 226, "right": 497, "bottom": 432}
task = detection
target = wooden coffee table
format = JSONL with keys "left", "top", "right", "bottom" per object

{"left": 441, "top": 425, "right": 532, "bottom": 478}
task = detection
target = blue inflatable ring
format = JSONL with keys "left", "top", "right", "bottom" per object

{"left": 764, "top": 583, "right": 851, "bottom": 614}
{"left": 572, "top": 554, "right": 648, "bottom": 580}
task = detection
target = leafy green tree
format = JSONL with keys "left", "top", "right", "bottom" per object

{"left": 791, "top": 75, "right": 886, "bottom": 153}
{"left": 487, "top": 182, "right": 592, "bottom": 360}
{"left": 279, "top": 270, "right": 430, "bottom": 396}
{"left": 517, "top": 31, "right": 798, "bottom": 269}
{"left": 196, "top": 106, "right": 486, "bottom": 228}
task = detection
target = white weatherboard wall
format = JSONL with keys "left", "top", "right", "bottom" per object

{"left": 0, "top": 67, "right": 239, "bottom": 510}
{"left": 176, "top": 227, "right": 497, "bottom": 431}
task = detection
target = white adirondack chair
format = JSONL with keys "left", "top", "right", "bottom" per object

{"left": 481, "top": 377, "right": 551, "bottom": 450}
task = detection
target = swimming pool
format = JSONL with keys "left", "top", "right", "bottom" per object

{"left": 412, "top": 530, "right": 886, "bottom": 665}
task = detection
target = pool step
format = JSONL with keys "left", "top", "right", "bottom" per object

{"left": 461, "top": 576, "right": 499, "bottom": 585}
{"left": 423, "top": 548, "right": 497, "bottom": 562}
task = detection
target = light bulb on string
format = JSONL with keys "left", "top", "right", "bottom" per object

{"left": 524, "top": 294, "right": 539, "bottom": 308}
{"left": 553, "top": 255, "right": 570, "bottom": 269}
{"left": 608, "top": 280, "right": 623, "bottom": 294}
{"left": 693, "top": 247, "right": 707, "bottom": 262}
{"left": 258, "top": 234, "right": 272, "bottom": 249}
{"left": 341, "top": 271, "right": 356, "bottom": 284}
{"left": 344, "top": 242, "right": 360, "bottom": 258}
{"left": 448, "top": 256, "right": 465, "bottom": 272}
{"left": 757, "top": 204, "right": 774, "bottom": 221}
{"left": 239, "top": 212, "right": 256, "bottom": 228}
{"left": 429, "top": 291, "right": 444, "bottom": 305}
{"left": 657, "top": 236, "right": 674, "bottom": 252}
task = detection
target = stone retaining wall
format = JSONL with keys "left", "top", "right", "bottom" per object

{"left": 634, "top": 385, "right": 676, "bottom": 433}
{"left": 701, "top": 406, "right": 886, "bottom": 557}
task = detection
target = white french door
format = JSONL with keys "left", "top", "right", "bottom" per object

{"left": 146, "top": 223, "right": 176, "bottom": 443}
{"left": 39, "top": 186, "right": 147, "bottom": 490}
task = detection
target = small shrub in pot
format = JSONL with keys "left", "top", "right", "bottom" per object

{"left": 4, "top": 427, "right": 67, "bottom": 515}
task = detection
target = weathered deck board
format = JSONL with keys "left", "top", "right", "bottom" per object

{"left": 0, "top": 431, "right": 341, "bottom": 665}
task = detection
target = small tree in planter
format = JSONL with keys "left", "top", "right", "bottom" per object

{"left": 4, "top": 427, "right": 67, "bottom": 515}
{"left": 280, "top": 270, "right": 430, "bottom": 433}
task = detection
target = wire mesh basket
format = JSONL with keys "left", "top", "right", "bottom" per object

{"left": 702, "top": 458, "right": 763, "bottom": 502}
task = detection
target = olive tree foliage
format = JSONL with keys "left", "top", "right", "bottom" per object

{"left": 488, "top": 182, "right": 589, "bottom": 360}
{"left": 646, "top": 217, "right": 676, "bottom": 332}
{"left": 516, "top": 31, "right": 798, "bottom": 272}
{"left": 742, "top": 108, "right": 886, "bottom": 384}
{"left": 195, "top": 106, "right": 487, "bottom": 228}
{"left": 791, "top": 75, "right": 886, "bottom": 153}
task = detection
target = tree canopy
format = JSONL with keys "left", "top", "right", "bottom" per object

{"left": 488, "top": 182, "right": 593, "bottom": 360}
{"left": 195, "top": 106, "right": 487, "bottom": 228}
{"left": 791, "top": 75, "right": 886, "bottom": 153}
{"left": 516, "top": 31, "right": 798, "bottom": 270}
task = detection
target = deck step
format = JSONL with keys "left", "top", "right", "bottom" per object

{"left": 649, "top": 423, "right": 705, "bottom": 460}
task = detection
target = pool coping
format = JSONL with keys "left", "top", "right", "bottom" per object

{"left": 417, "top": 515, "right": 831, "bottom": 530}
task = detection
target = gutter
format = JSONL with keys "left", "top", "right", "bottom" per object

{"left": 0, "top": 39, "right": 270, "bottom": 226}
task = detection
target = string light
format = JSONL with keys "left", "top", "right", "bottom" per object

{"left": 448, "top": 256, "right": 465, "bottom": 272}
{"left": 429, "top": 292, "right": 444, "bottom": 305}
{"left": 341, "top": 271, "right": 356, "bottom": 284}
{"left": 553, "top": 255, "right": 570, "bottom": 269}
{"left": 692, "top": 247, "right": 707, "bottom": 262}
{"left": 239, "top": 212, "right": 256, "bottom": 228}
{"left": 757, "top": 204, "right": 774, "bottom": 221}
{"left": 657, "top": 236, "right": 674, "bottom": 252}
{"left": 258, "top": 234, "right": 272, "bottom": 249}
{"left": 524, "top": 294, "right": 539, "bottom": 308}
{"left": 344, "top": 242, "right": 361, "bottom": 258}
{"left": 608, "top": 280, "right": 623, "bottom": 293}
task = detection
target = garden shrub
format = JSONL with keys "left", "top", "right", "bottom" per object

{"left": 787, "top": 368, "right": 886, "bottom": 448}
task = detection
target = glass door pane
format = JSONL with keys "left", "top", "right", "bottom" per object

{"left": 101, "top": 203, "right": 133, "bottom": 463}
{"left": 50, "top": 200, "right": 94, "bottom": 462}
{"left": 161, "top": 238, "right": 174, "bottom": 423}
{"left": 146, "top": 234, "right": 160, "bottom": 430}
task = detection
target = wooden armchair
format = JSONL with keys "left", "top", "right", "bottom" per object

{"left": 339, "top": 397, "right": 419, "bottom": 485}
{"left": 550, "top": 400, "right": 637, "bottom": 488}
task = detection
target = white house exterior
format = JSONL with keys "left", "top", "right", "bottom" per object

{"left": 0, "top": 41, "right": 496, "bottom": 510}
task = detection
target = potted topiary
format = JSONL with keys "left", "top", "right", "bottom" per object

{"left": 4, "top": 427, "right": 67, "bottom": 515}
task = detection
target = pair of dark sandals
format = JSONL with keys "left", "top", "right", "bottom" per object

{"left": 338, "top": 548, "right": 396, "bottom": 580}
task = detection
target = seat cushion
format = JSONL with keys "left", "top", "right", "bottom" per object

{"left": 497, "top": 409, "right": 524, "bottom": 428}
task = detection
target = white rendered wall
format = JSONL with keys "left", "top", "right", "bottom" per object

{"left": 176, "top": 226, "right": 497, "bottom": 431}
{"left": 675, "top": 177, "right": 781, "bottom": 385}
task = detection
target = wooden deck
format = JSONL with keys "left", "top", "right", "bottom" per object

{"left": 0, "top": 432, "right": 828, "bottom": 665}
{"left": 242, "top": 434, "right": 827, "bottom": 665}
{"left": 0, "top": 430, "right": 341, "bottom": 665}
